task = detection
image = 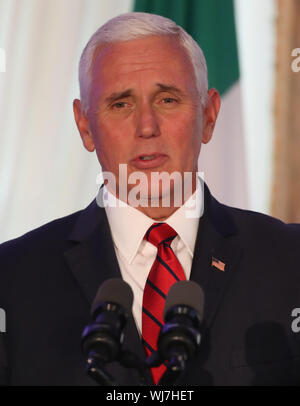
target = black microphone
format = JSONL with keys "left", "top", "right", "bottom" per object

{"left": 81, "top": 278, "right": 133, "bottom": 385}
{"left": 157, "top": 280, "right": 205, "bottom": 385}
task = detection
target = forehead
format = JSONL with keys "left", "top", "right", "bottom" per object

{"left": 90, "top": 35, "right": 196, "bottom": 96}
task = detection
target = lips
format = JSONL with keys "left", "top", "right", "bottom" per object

{"left": 130, "top": 153, "right": 168, "bottom": 169}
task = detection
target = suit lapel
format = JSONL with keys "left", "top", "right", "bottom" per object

{"left": 190, "top": 182, "right": 243, "bottom": 330}
{"left": 63, "top": 188, "right": 148, "bottom": 384}
{"left": 64, "top": 199, "right": 121, "bottom": 304}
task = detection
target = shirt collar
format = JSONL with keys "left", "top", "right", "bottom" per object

{"left": 103, "top": 177, "right": 203, "bottom": 264}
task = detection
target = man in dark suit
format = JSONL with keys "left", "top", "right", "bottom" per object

{"left": 1, "top": 12, "right": 300, "bottom": 386}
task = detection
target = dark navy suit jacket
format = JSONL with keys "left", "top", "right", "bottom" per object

{"left": 1, "top": 183, "right": 300, "bottom": 385}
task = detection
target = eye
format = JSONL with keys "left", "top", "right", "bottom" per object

{"left": 112, "top": 101, "right": 128, "bottom": 109}
{"left": 160, "top": 97, "right": 179, "bottom": 106}
{"left": 162, "top": 97, "right": 176, "bottom": 103}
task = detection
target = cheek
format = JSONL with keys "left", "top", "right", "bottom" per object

{"left": 164, "top": 112, "right": 200, "bottom": 149}
{"left": 91, "top": 118, "right": 125, "bottom": 154}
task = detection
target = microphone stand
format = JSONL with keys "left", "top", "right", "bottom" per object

{"left": 119, "top": 350, "right": 152, "bottom": 385}
{"left": 85, "top": 349, "right": 185, "bottom": 386}
{"left": 84, "top": 345, "right": 185, "bottom": 386}
{"left": 86, "top": 351, "right": 116, "bottom": 386}
{"left": 144, "top": 347, "right": 187, "bottom": 386}
{"left": 84, "top": 347, "right": 153, "bottom": 386}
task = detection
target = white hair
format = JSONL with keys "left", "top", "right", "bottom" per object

{"left": 78, "top": 12, "right": 208, "bottom": 114}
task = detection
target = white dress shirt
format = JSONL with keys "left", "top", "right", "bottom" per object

{"left": 103, "top": 178, "right": 203, "bottom": 335}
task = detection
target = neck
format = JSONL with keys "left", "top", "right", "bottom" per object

{"left": 106, "top": 172, "right": 198, "bottom": 221}
{"left": 136, "top": 205, "right": 180, "bottom": 221}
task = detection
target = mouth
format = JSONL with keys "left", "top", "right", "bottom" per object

{"left": 130, "top": 153, "right": 168, "bottom": 169}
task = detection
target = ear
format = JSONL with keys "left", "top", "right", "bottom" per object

{"left": 202, "top": 88, "right": 221, "bottom": 144}
{"left": 73, "top": 99, "right": 95, "bottom": 152}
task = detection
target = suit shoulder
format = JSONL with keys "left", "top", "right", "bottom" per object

{"left": 224, "top": 204, "right": 300, "bottom": 250}
{"left": 228, "top": 205, "right": 299, "bottom": 231}
{"left": 0, "top": 208, "right": 82, "bottom": 261}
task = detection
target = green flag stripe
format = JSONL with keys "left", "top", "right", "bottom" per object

{"left": 134, "top": 0, "right": 239, "bottom": 96}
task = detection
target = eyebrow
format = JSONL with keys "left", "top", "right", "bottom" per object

{"left": 155, "top": 83, "right": 185, "bottom": 96}
{"left": 104, "top": 89, "right": 133, "bottom": 104}
{"left": 104, "top": 83, "right": 185, "bottom": 104}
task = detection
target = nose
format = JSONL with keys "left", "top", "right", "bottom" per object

{"left": 135, "top": 102, "right": 161, "bottom": 139}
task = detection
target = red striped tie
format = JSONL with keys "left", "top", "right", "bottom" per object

{"left": 142, "top": 222, "right": 186, "bottom": 385}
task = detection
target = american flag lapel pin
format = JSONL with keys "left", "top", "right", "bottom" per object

{"left": 211, "top": 256, "right": 226, "bottom": 272}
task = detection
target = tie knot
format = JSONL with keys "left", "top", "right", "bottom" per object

{"left": 144, "top": 223, "right": 177, "bottom": 248}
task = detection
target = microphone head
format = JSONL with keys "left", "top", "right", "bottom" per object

{"left": 163, "top": 280, "right": 205, "bottom": 321}
{"left": 91, "top": 278, "right": 134, "bottom": 317}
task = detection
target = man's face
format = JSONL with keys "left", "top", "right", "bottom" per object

{"left": 74, "top": 35, "right": 218, "bottom": 202}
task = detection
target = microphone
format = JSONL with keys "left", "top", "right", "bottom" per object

{"left": 81, "top": 278, "right": 134, "bottom": 385}
{"left": 156, "top": 280, "right": 205, "bottom": 385}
